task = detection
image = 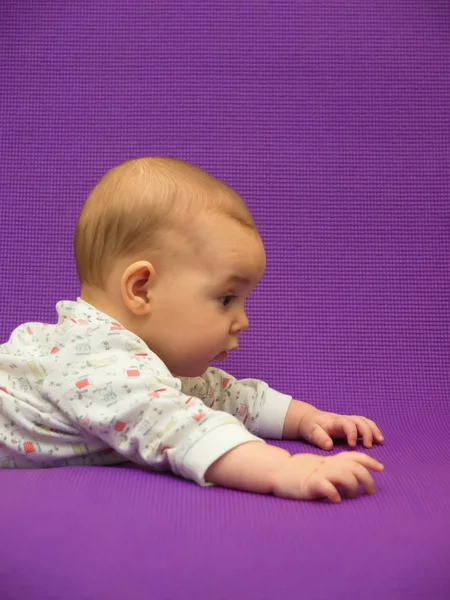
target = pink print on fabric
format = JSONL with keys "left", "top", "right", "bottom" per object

{"left": 127, "top": 369, "right": 140, "bottom": 377}
{"left": 148, "top": 388, "right": 167, "bottom": 399}
{"left": 192, "top": 412, "right": 206, "bottom": 422}
{"left": 76, "top": 379, "right": 89, "bottom": 389}
{"left": 24, "top": 441, "right": 35, "bottom": 454}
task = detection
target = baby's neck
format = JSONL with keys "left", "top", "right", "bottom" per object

{"left": 79, "top": 284, "right": 148, "bottom": 346}
{"left": 80, "top": 286, "right": 126, "bottom": 325}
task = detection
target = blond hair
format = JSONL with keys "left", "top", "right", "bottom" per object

{"left": 74, "top": 157, "right": 256, "bottom": 288}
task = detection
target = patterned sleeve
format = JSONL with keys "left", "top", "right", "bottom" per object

{"left": 178, "top": 367, "right": 292, "bottom": 439}
{"left": 43, "top": 352, "right": 263, "bottom": 486}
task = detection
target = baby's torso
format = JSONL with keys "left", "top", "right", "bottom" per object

{"left": 0, "top": 301, "right": 134, "bottom": 468}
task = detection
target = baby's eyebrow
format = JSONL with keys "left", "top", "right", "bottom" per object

{"left": 222, "top": 275, "right": 250, "bottom": 286}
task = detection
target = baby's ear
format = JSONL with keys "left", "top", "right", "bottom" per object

{"left": 121, "top": 260, "right": 155, "bottom": 315}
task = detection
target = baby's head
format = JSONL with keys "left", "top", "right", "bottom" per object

{"left": 74, "top": 157, "right": 266, "bottom": 376}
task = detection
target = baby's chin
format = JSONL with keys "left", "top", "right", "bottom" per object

{"left": 171, "top": 354, "right": 226, "bottom": 378}
{"left": 172, "top": 363, "right": 210, "bottom": 378}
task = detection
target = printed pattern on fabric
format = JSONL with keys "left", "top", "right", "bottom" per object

{"left": 0, "top": 299, "right": 291, "bottom": 484}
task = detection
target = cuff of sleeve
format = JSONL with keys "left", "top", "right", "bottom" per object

{"left": 180, "top": 423, "right": 264, "bottom": 487}
{"left": 258, "top": 388, "right": 292, "bottom": 440}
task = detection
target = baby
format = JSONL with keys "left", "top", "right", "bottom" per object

{"left": 0, "top": 157, "right": 384, "bottom": 502}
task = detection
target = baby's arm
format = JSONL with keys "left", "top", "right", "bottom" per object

{"left": 47, "top": 354, "right": 265, "bottom": 485}
{"left": 179, "top": 367, "right": 291, "bottom": 438}
{"left": 50, "top": 359, "right": 382, "bottom": 501}
{"left": 206, "top": 441, "right": 384, "bottom": 502}
{"left": 47, "top": 346, "right": 383, "bottom": 500}
{"left": 181, "top": 369, "right": 384, "bottom": 452}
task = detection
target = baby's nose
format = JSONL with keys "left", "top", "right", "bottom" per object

{"left": 233, "top": 311, "right": 249, "bottom": 333}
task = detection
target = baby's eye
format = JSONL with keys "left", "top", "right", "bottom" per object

{"left": 219, "top": 296, "right": 235, "bottom": 307}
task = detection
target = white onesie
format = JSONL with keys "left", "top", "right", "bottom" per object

{"left": 0, "top": 299, "right": 291, "bottom": 484}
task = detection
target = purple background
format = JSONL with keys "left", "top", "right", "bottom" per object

{"left": 1, "top": 1, "right": 449, "bottom": 599}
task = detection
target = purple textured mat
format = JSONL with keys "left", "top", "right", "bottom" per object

{"left": 1, "top": 1, "right": 449, "bottom": 599}
{"left": 1, "top": 434, "right": 449, "bottom": 599}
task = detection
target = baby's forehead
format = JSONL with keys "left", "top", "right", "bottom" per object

{"left": 203, "top": 241, "right": 266, "bottom": 284}
{"left": 177, "top": 207, "right": 265, "bottom": 274}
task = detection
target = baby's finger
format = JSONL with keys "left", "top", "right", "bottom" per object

{"left": 365, "top": 418, "right": 384, "bottom": 443}
{"left": 310, "top": 426, "right": 334, "bottom": 450}
{"left": 352, "top": 463, "right": 376, "bottom": 495}
{"left": 349, "top": 452, "right": 384, "bottom": 472}
{"left": 311, "top": 478, "right": 341, "bottom": 503}
{"left": 334, "top": 473, "right": 359, "bottom": 498}
{"left": 352, "top": 417, "right": 374, "bottom": 448}
{"left": 339, "top": 418, "right": 358, "bottom": 447}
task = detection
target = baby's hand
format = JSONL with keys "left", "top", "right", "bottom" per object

{"left": 272, "top": 452, "right": 384, "bottom": 502}
{"left": 298, "top": 407, "right": 384, "bottom": 450}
